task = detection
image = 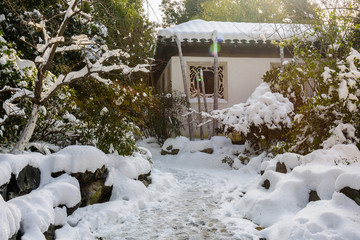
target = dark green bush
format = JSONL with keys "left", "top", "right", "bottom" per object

{"left": 142, "top": 91, "right": 187, "bottom": 144}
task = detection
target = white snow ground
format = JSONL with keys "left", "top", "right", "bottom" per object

{"left": 94, "top": 158, "right": 260, "bottom": 240}
{"left": 2, "top": 137, "right": 360, "bottom": 239}
{"left": 57, "top": 138, "right": 360, "bottom": 240}
{"left": 56, "top": 137, "right": 263, "bottom": 240}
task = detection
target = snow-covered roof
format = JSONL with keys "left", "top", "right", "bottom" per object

{"left": 158, "top": 19, "right": 311, "bottom": 42}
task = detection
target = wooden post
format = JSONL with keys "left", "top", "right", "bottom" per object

{"left": 196, "top": 74, "right": 204, "bottom": 140}
{"left": 212, "top": 31, "right": 219, "bottom": 136}
{"left": 175, "top": 33, "right": 194, "bottom": 140}
{"left": 200, "top": 68, "right": 211, "bottom": 139}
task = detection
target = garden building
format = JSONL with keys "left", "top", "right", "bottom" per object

{"left": 152, "top": 19, "right": 310, "bottom": 138}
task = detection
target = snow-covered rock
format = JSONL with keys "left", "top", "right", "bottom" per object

{"left": 0, "top": 145, "right": 153, "bottom": 239}
{"left": 107, "top": 152, "right": 152, "bottom": 181}
{"left": 182, "top": 140, "right": 214, "bottom": 154}
{"left": 161, "top": 136, "right": 189, "bottom": 155}
{"left": 0, "top": 152, "right": 44, "bottom": 186}
{"left": 9, "top": 174, "right": 80, "bottom": 240}
{"left": 0, "top": 196, "right": 21, "bottom": 240}
{"left": 239, "top": 144, "right": 360, "bottom": 239}
{"left": 264, "top": 192, "right": 360, "bottom": 240}
{"left": 210, "top": 136, "right": 233, "bottom": 149}
{"left": 46, "top": 145, "right": 108, "bottom": 175}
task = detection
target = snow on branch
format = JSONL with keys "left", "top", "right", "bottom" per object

{"left": 63, "top": 0, "right": 92, "bottom": 20}
{"left": 200, "top": 83, "right": 294, "bottom": 135}
{"left": 89, "top": 73, "right": 112, "bottom": 85}
{"left": 77, "top": 10, "right": 92, "bottom": 21}
{"left": 54, "top": 35, "right": 94, "bottom": 53}
{"left": 0, "top": 115, "right": 8, "bottom": 125}
{"left": 31, "top": 0, "right": 82, "bottom": 68}
{"left": 71, "top": 34, "right": 94, "bottom": 46}
{"left": 63, "top": 0, "right": 78, "bottom": 20}
{"left": 0, "top": 87, "right": 34, "bottom": 101}
{"left": 7, "top": 0, "right": 151, "bottom": 105}
{"left": 197, "top": 119, "right": 212, "bottom": 128}
{"left": 40, "top": 45, "right": 150, "bottom": 103}
{"left": 37, "top": 37, "right": 65, "bottom": 53}
{"left": 0, "top": 86, "right": 34, "bottom": 124}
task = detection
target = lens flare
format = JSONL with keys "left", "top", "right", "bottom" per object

{"left": 209, "top": 42, "right": 221, "bottom": 56}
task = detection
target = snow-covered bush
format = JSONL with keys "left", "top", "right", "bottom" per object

{"left": 143, "top": 91, "right": 187, "bottom": 144}
{"left": 31, "top": 86, "right": 86, "bottom": 149}
{"left": 262, "top": 8, "right": 360, "bottom": 154}
{"left": 206, "top": 83, "right": 294, "bottom": 153}
{"left": 0, "top": 35, "right": 34, "bottom": 146}
{"left": 269, "top": 55, "right": 360, "bottom": 154}
{"left": 71, "top": 78, "right": 152, "bottom": 155}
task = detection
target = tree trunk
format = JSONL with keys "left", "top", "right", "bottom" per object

{"left": 11, "top": 104, "right": 40, "bottom": 153}
{"left": 175, "top": 33, "right": 194, "bottom": 141}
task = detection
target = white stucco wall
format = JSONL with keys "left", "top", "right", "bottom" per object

{"left": 169, "top": 56, "right": 284, "bottom": 110}
{"left": 158, "top": 60, "right": 172, "bottom": 92}
{"left": 166, "top": 55, "right": 291, "bottom": 138}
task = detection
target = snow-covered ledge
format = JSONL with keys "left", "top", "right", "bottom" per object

{"left": 0, "top": 145, "right": 152, "bottom": 239}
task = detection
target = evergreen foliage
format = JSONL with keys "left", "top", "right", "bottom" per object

{"left": 142, "top": 91, "right": 187, "bottom": 145}
{"left": 0, "top": 35, "right": 33, "bottom": 146}
{"left": 0, "top": 0, "right": 154, "bottom": 154}
{"left": 264, "top": 2, "right": 360, "bottom": 154}
{"left": 160, "top": 0, "right": 317, "bottom": 27}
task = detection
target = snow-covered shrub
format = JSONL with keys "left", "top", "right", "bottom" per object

{"left": 221, "top": 156, "right": 235, "bottom": 168}
{"left": 206, "top": 83, "right": 294, "bottom": 153}
{"left": 298, "top": 49, "right": 360, "bottom": 152}
{"left": 265, "top": 48, "right": 360, "bottom": 154}
{"left": 264, "top": 11, "right": 360, "bottom": 154}
{"left": 72, "top": 79, "right": 152, "bottom": 155}
{"left": 82, "top": 116, "right": 139, "bottom": 156}
{"left": 0, "top": 35, "right": 34, "bottom": 146}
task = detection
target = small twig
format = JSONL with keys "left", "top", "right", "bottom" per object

{"left": 19, "top": 36, "right": 37, "bottom": 50}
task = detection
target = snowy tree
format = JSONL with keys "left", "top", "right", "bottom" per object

{"left": 69, "top": 0, "right": 156, "bottom": 155}
{"left": 263, "top": 1, "right": 360, "bottom": 154}
{"left": 0, "top": 0, "right": 149, "bottom": 153}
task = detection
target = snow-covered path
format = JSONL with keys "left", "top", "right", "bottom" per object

{"left": 56, "top": 139, "right": 263, "bottom": 239}
{"left": 94, "top": 146, "right": 262, "bottom": 240}
{"left": 100, "top": 168, "right": 235, "bottom": 239}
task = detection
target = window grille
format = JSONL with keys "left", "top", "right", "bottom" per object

{"left": 189, "top": 65, "right": 225, "bottom": 99}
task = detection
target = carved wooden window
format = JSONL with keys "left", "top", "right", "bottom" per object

{"left": 189, "top": 64, "right": 225, "bottom": 99}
